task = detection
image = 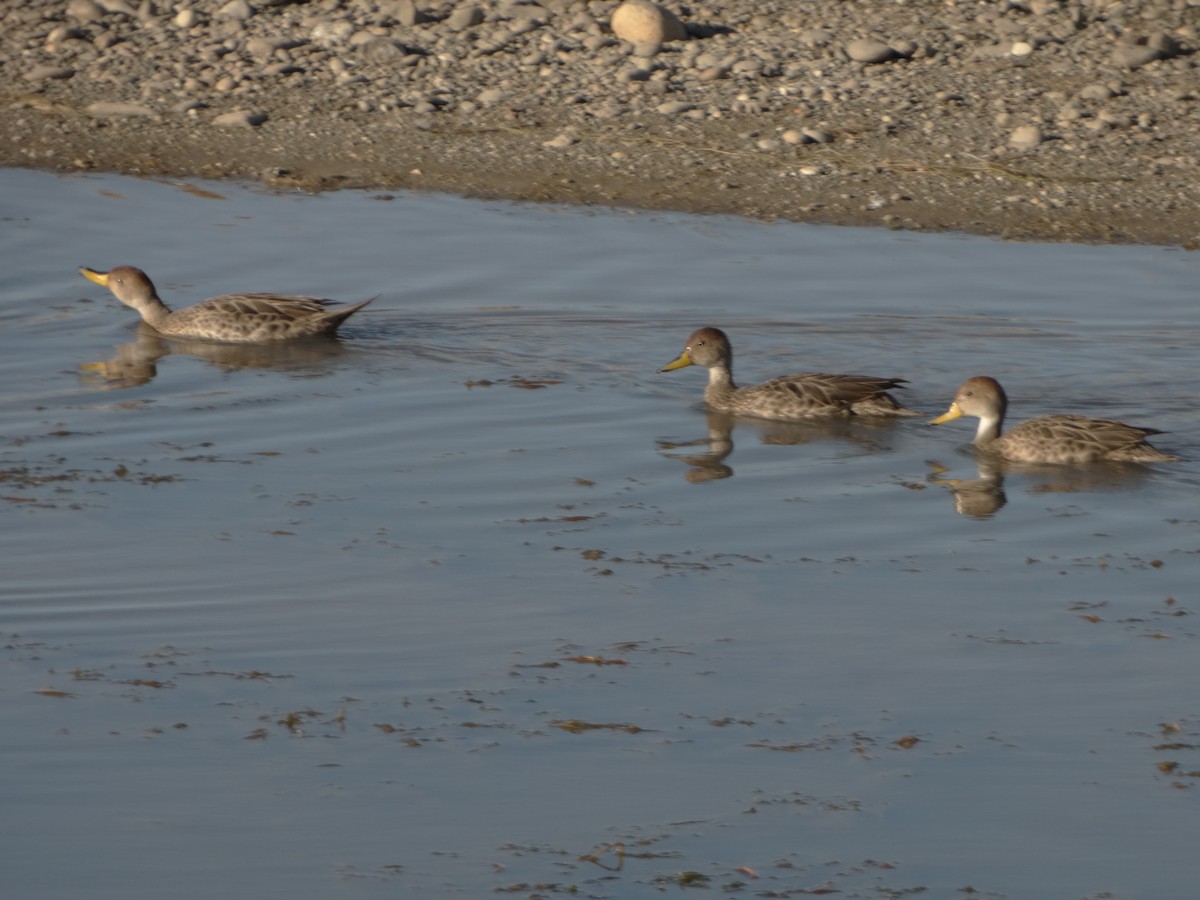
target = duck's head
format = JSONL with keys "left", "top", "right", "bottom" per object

{"left": 931, "top": 376, "right": 1008, "bottom": 424}
{"left": 659, "top": 327, "right": 732, "bottom": 373}
{"left": 80, "top": 266, "right": 159, "bottom": 310}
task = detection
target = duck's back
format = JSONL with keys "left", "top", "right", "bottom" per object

{"left": 714, "top": 372, "right": 913, "bottom": 421}
{"left": 163, "top": 294, "right": 371, "bottom": 342}
{"left": 998, "top": 414, "right": 1176, "bottom": 464}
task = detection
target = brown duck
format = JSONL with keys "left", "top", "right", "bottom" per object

{"left": 80, "top": 265, "right": 372, "bottom": 343}
{"left": 931, "top": 376, "right": 1177, "bottom": 464}
{"left": 659, "top": 326, "right": 917, "bottom": 420}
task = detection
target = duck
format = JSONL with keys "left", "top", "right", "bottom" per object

{"left": 80, "top": 265, "right": 372, "bottom": 343}
{"left": 930, "top": 375, "right": 1178, "bottom": 464}
{"left": 658, "top": 326, "right": 917, "bottom": 420}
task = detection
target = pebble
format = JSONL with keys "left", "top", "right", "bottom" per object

{"left": 213, "top": 109, "right": 267, "bottom": 127}
{"left": 657, "top": 101, "right": 696, "bottom": 115}
{"left": 1113, "top": 44, "right": 1163, "bottom": 70}
{"left": 1079, "top": 84, "right": 1115, "bottom": 101}
{"left": 445, "top": 6, "right": 484, "bottom": 31}
{"left": 543, "top": 133, "right": 577, "bottom": 148}
{"left": 360, "top": 38, "right": 406, "bottom": 63}
{"left": 86, "top": 101, "right": 156, "bottom": 117}
{"left": 47, "top": 24, "right": 86, "bottom": 44}
{"left": 312, "top": 21, "right": 354, "bottom": 46}
{"left": 610, "top": 0, "right": 686, "bottom": 45}
{"left": 1009, "top": 124, "right": 1043, "bottom": 150}
{"left": 24, "top": 65, "right": 76, "bottom": 82}
{"left": 66, "top": 0, "right": 105, "bottom": 22}
{"left": 98, "top": 1, "right": 137, "bottom": 16}
{"left": 1056, "top": 103, "right": 1082, "bottom": 123}
{"left": 392, "top": 1, "right": 427, "bottom": 27}
{"left": 217, "top": 0, "right": 253, "bottom": 22}
{"left": 845, "top": 39, "right": 894, "bottom": 64}
{"left": 799, "top": 28, "right": 833, "bottom": 48}
{"left": 245, "top": 36, "right": 278, "bottom": 59}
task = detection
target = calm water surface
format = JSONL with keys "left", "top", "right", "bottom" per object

{"left": 3, "top": 169, "right": 1200, "bottom": 899}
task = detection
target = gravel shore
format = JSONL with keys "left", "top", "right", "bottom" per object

{"left": 3, "top": 0, "right": 1198, "bottom": 245}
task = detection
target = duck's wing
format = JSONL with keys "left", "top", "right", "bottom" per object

{"left": 1005, "top": 414, "right": 1175, "bottom": 463}
{"left": 772, "top": 372, "right": 911, "bottom": 413}
{"left": 167, "top": 294, "right": 370, "bottom": 341}
{"left": 728, "top": 372, "right": 910, "bottom": 419}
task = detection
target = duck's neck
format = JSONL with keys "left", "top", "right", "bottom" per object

{"left": 136, "top": 297, "right": 173, "bottom": 329}
{"left": 704, "top": 363, "right": 737, "bottom": 401}
{"left": 973, "top": 411, "right": 1004, "bottom": 445}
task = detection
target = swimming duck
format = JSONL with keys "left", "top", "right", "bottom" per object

{"left": 80, "top": 265, "right": 372, "bottom": 343}
{"left": 658, "top": 326, "right": 917, "bottom": 420}
{"left": 930, "top": 375, "right": 1177, "bottom": 464}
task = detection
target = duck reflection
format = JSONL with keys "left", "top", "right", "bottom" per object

{"left": 928, "top": 455, "right": 1158, "bottom": 519}
{"left": 80, "top": 324, "right": 351, "bottom": 389}
{"left": 658, "top": 411, "right": 905, "bottom": 482}
{"left": 927, "top": 459, "right": 1008, "bottom": 519}
{"left": 657, "top": 412, "right": 738, "bottom": 483}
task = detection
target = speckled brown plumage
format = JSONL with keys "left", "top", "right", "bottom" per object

{"left": 658, "top": 326, "right": 917, "bottom": 421}
{"left": 931, "top": 375, "right": 1178, "bottom": 464}
{"left": 80, "top": 265, "right": 372, "bottom": 343}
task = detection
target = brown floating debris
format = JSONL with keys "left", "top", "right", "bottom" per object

{"left": 551, "top": 719, "right": 644, "bottom": 734}
{"left": 465, "top": 376, "right": 562, "bottom": 390}
{"left": 579, "top": 841, "right": 625, "bottom": 872}
{"left": 563, "top": 655, "right": 627, "bottom": 666}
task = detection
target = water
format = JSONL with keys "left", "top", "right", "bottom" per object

{"left": 3, "top": 169, "right": 1199, "bottom": 899}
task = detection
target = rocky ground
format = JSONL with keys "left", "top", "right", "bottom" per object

{"left": 2, "top": 0, "right": 1199, "bottom": 245}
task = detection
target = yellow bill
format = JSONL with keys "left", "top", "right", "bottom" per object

{"left": 80, "top": 267, "right": 111, "bottom": 287}
{"left": 658, "top": 350, "right": 694, "bottom": 373}
{"left": 929, "top": 403, "right": 963, "bottom": 426}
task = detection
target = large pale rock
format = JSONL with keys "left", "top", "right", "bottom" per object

{"left": 845, "top": 38, "right": 894, "bottom": 64}
{"left": 391, "top": 0, "right": 428, "bottom": 26}
{"left": 217, "top": 0, "right": 254, "bottom": 20}
{"left": 213, "top": 109, "right": 267, "bottom": 127}
{"left": 1008, "top": 124, "right": 1042, "bottom": 150}
{"left": 66, "top": 0, "right": 105, "bottom": 22}
{"left": 445, "top": 5, "right": 484, "bottom": 30}
{"left": 25, "top": 65, "right": 76, "bottom": 82}
{"left": 1113, "top": 44, "right": 1164, "bottom": 70}
{"left": 610, "top": 1, "right": 686, "bottom": 44}
{"left": 86, "top": 101, "right": 156, "bottom": 117}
